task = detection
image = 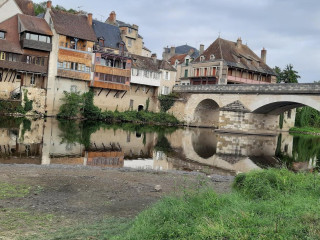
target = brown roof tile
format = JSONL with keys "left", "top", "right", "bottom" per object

{"left": 15, "top": 0, "right": 34, "bottom": 16}
{"left": 18, "top": 14, "right": 53, "bottom": 36}
{"left": 50, "top": 9, "right": 96, "bottom": 42}
{"left": 169, "top": 54, "right": 187, "bottom": 65}
{"left": 0, "top": 15, "right": 23, "bottom": 54}
{"left": 194, "top": 38, "right": 275, "bottom": 75}
{"left": 131, "top": 54, "right": 176, "bottom": 72}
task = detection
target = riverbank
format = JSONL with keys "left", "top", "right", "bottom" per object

{"left": 289, "top": 126, "right": 320, "bottom": 135}
{"left": 0, "top": 164, "right": 232, "bottom": 240}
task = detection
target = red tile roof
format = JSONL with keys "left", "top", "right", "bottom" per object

{"left": 169, "top": 54, "right": 187, "bottom": 65}
{"left": 50, "top": 9, "right": 96, "bottom": 42}
{"left": 15, "top": 0, "right": 34, "bottom": 16}
{"left": 194, "top": 38, "right": 275, "bottom": 75}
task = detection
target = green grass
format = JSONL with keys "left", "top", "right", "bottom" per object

{"left": 290, "top": 126, "right": 320, "bottom": 134}
{"left": 0, "top": 182, "right": 31, "bottom": 199}
{"left": 112, "top": 169, "right": 320, "bottom": 240}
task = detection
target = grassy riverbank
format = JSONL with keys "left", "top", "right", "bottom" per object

{"left": 290, "top": 126, "right": 320, "bottom": 135}
{"left": 6, "top": 169, "right": 319, "bottom": 239}
{"left": 113, "top": 169, "right": 320, "bottom": 240}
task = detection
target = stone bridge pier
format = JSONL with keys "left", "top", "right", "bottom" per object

{"left": 170, "top": 83, "right": 320, "bottom": 134}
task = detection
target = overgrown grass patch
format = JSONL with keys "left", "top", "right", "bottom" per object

{"left": 290, "top": 126, "right": 320, "bottom": 134}
{"left": 0, "top": 182, "right": 31, "bottom": 199}
{"left": 113, "top": 169, "right": 320, "bottom": 240}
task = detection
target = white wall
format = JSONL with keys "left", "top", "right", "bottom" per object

{"left": 131, "top": 68, "right": 161, "bottom": 87}
{"left": 0, "top": 0, "right": 22, "bottom": 22}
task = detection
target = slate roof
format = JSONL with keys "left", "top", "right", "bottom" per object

{"left": 194, "top": 38, "right": 275, "bottom": 75}
{"left": 15, "top": 0, "right": 34, "bottom": 16}
{"left": 18, "top": 14, "right": 53, "bottom": 36}
{"left": 131, "top": 54, "right": 176, "bottom": 72}
{"left": 175, "top": 45, "right": 199, "bottom": 59}
{"left": 169, "top": 54, "right": 187, "bottom": 65}
{"left": 92, "top": 20, "right": 123, "bottom": 50}
{"left": 50, "top": 9, "right": 96, "bottom": 42}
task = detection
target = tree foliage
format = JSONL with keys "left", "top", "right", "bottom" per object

{"left": 57, "top": 91, "right": 84, "bottom": 118}
{"left": 273, "top": 64, "right": 300, "bottom": 83}
{"left": 33, "top": 1, "right": 86, "bottom": 16}
{"left": 295, "top": 107, "right": 320, "bottom": 128}
{"left": 158, "top": 93, "right": 178, "bottom": 112}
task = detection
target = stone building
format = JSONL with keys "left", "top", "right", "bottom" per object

{"left": 105, "top": 11, "right": 151, "bottom": 57}
{"left": 43, "top": 1, "right": 96, "bottom": 116}
{"left": 0, "top": 0, "right": 34, "bottom": 22}
{"left": 189, "top": 37, "right": 276, "bottom": 85}
{"left": 0, "top": 12, "right": 52, "bottom": 112}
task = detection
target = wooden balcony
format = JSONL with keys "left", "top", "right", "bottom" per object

{"left": 21, "top": 39, "right": 52, "bottom": 52}
{"left": 95, "top": 65, "right": 131, "bottom": 78}
{"left": 90, "top": 80, "right": 130, "bottom": 91}
{"left": 227, "top": 75, "right": 270, "bottom": 84}
{"left": 57, "top": 69, "right": 91, "bottom": 81}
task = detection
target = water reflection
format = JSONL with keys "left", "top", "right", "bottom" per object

{"left": 1, "top": 116, "right": 319, "bottom": 176}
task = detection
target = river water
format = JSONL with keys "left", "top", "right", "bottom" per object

{"left": 0, "top": 117, "right": 319, "bottom": 176}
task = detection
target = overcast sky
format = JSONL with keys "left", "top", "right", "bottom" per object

{"left": 34, "top": 0, "right": 320, "bottom": 83}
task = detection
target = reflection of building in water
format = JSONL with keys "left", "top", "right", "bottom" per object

{"left": 278, "top": 133, "right": 293, "bottom": 157}
{"left": 0, "top": 119, "right": 43, "bottom": 165}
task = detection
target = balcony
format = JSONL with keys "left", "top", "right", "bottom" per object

{"left": 21, "top": 39, "right": 52, "bottom": 52}
{"left": 0, "top": 58, "right": 48, "bottom": 74}
{"left": 95, "top": 65, "right": 131, "bottom": 78}
{"left": 90, "top": 80, "right": 130, "bottom": 91}
{"left": 57, "top": 69, "right": 91, "bottom": 81}
{"left": 227, "top": 75, "right": 270, "bottom": 84}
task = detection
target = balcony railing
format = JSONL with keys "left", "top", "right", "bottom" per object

{"left": 21, "top": 39, "right": 52, "bottom": 52}
{"left": 95, "top": 65, "right": 131, "bottom": 78}
{"left": 90, "top": 80, "right": 130, "bottom": 91}
{"left": 57, "top": 69, "right": 91, "bottom": 81}
{"left": 227, "top": 75, "right": 270, "bottom": 84}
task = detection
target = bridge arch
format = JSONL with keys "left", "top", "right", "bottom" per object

{"left": 250, "top": 95, "right": 320, "bottom": 115}
{"left": 191, "top": 129, "right": 217, "bottom": 159}
{"left": 193, "top": 99, "right": 220, "bottom": 127}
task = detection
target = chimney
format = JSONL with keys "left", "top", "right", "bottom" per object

{"left": 46, "top": 1, "right": 52, "bottom": 9}
{"left": 107, "top": 11, "right": 116, "bottom": 24}
{"left": 200, "top": 44, "right": 204, "bottom": 55}
{"left": 151, "top": 53, "right": 157, "bottom": 63}
{"left": 87, "top": 13, "right": 92, "bottom": 26}
{"left": 170, "top": 46, "right": 175, "bottom": 56}
{"left": 236, "top": 37, "right": 242, "bottom": 48}
{"left": 261, "top": 48, "right": 267, "bottom": 64}
{"left": 132, "top": 24, "right": 139, "bottom": 31}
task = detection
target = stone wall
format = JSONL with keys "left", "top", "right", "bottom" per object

{"left": 219, "top": 111, "right": 279, "bottom": 134}
{"left": 21, "top": 87, "right": 46, "bottom": 114}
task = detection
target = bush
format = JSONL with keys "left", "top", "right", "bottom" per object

{"left": 23, "top": 89, "right": 33, "bottom": 112}
{"left": 158, "top": 93, "right": 178, "bottom": 112}
{"left": 57, "top": 91, "right": 83, "bottom": 118}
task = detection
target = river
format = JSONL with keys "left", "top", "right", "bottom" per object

{"left": 0, "top": 116, "right": 319, "bottom": 175}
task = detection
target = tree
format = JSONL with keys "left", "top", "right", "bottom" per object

{"left": 281, "top": 64, "right": 300, "bottom": 83}
{"left": 33, "top": 1, "right": 46, "bottom": 16}
{"left": 274, "top": 66, "right": 283, "bottom": 83}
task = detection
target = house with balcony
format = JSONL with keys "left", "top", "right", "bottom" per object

{"left": 190, "top": 37, "right": 276, "bottom": 85}
{"left": 0, "top": 13, "right": 52, "bottom": 113}
{"left": 43, "top": 1, "right": 96, "bottom": 115}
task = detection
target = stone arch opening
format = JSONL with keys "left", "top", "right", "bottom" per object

{"left": 191, "top": 129, "right": 217, "bottom": 159}
{"left": 193, "top": 99, "right": 220, "bottom": 127}
{"left": 252, "top": 101, "right": 306, "bottom": 115}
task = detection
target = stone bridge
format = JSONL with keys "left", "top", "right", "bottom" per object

{"left": 170, "top": 83, "right": 320, "bottom": 134}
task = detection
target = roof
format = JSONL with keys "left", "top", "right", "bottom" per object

{"left": 50, "top": 9, "right": 96, "bottom": 42}
{"left": 194, "top": 38, "right": 275, "bottom": 75}
{"left": 14, "top": 0, "right": 34, "bottom": 16}
{"left": 92, "top": 20, "right": 123, "bottom": 50}
{"left": 169, "top": 54, "right": 187, "bottom": 65}
{"left": 142, "top": 46, "right": 151, "bottom": 52}
{"left": 0, "top": 15, "right": 23, "bottom": 54}
{"left": 175, "top": 45, "right": 199, "bottom": 58}
{"left": 18, "top": 14, "right": 53, "bottom": 36}
{"left": 131, "top": 54, "right": 176, "bottom": 72}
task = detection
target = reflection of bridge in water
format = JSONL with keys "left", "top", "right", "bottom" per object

{"left": 0, "top": 118, "right": 295, "bottom": 175}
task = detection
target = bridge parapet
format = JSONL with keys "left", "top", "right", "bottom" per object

{"left": 173, "top": 83, "right": 320, "bottom": 95}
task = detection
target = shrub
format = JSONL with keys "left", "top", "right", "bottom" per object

{"left": 23, "top": 89, "right": 33, "bottom": 112}
{"left": 158, "top": 93, "right": 178, "bottom": 112}
{"left": 57, "top": 91, "right": 83, "bottom": 118}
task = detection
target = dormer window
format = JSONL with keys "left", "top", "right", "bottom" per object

{"left": 99, "top": 38, "right": 104, "bottom": 47}
{"left": 200, "top": 56, "right": 205, "bottom": 62}
{"left": 0, "top": 31, "right": 5, "bottom": 39}
{"left": 128, "top": 28, "right": 132, "bottom": 34}
{"left": 210, "top": 54, "right": 215, "bottom": 60}
{"left": 119, "top": 43, "right": 124, "bottom": 54}
{"left": 185, "top": 58, "right": 189, "bottom": 66}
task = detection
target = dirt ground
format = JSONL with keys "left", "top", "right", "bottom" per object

{"left": 0, "top": 165, "right": 233, "bottom": 239}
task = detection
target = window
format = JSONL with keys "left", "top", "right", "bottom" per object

{"left": 210, "top": 54, "right": 215, "bottom": 60}
{"left": 30, "top": 75, "right": 35, "bottom": 85}
{"left": 128, "top": 39, "right": 132, "bottom": 47}
{"left": 200, "top": 56, "right": 205, "bottom": 61}
{"left": 58, "top": 62, "right": 63, "bottom": 68}
{"left": 86, "top": 66, "right": 90, "bottom": 72}
{"left": 185, "top": 59, "right": 189, "bottom": 66}
{"left": 39, "top": 35, "right": 47, "bottom": 42}
{"left": 0, "top": 52, "right": 6, "bottom": 60}
{"left": 0, "top": 31, "right": 5, "bottom": 39}
{"left": 30, "top": 34, "right": 38, "bottom": 41}
{"left": 26, "top": 55, "right": 31, "bottom": 63}
{"left": 70, "top": 85, "right": 77, "bottom": 93}
{"left": 165, "top": 71, "right": 169, "bottom": 80}
{"left": 162, "top": 86, "right": 170, "bottom": 95}
{"left": 184, "top": 69, "right": 188, "bottom": 78}
{"left": 129, "top": 99, "right": 134, "bottom": 110}
{"left": 287, "top": 110, "right": 292, "bottom": 119}
{"left": 128, "top": 28, "right": 132, "bottom": 34}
